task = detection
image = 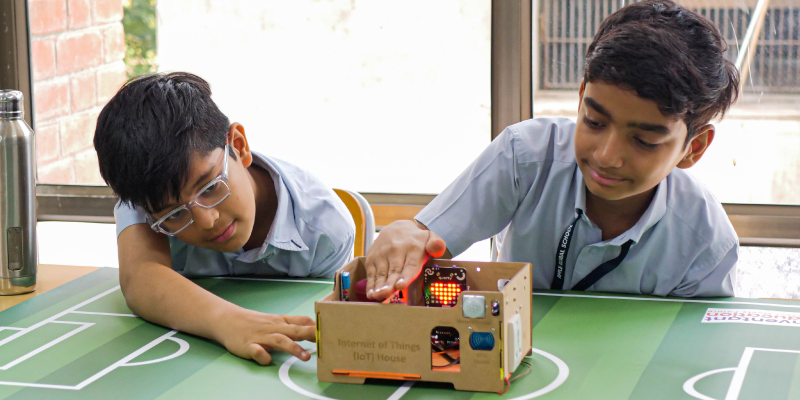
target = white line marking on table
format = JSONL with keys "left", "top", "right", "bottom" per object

{"left": 506, "top": 348, "right": 570, "bottom": 400}
{"left": 0, "top": 330, "right": 186, "bottom": 390}
{"left": 726, "top": 348, "right": 755, "bottom": 400}
{"left": 73, "top": 330, "right": 181, "bottom": 390}
{"left": 70, "top": 311, "right": 138, "bottom": 317}
{"left": 0, "top": 285, "right": 121, "bottom": 348}
{"left": 0, "top": 322, "right": 93, "bottom": 370}
{"left": 279, "top": 347, "right": 336, "bottom": 400}
{"left": 684, "top": 347, "right": 800, "bottom": 400}
{"left": 122, "top": 335, "right": 189, "bottom": 367}
{"left": 684, "top": 368, "right": 735, "bottom": 400}
{"left": 387, "top": 381, "right": 414, "bottom": 400}
{"left": 0, "top": 380, "right": 78, "bottom": 390}
{"left": 0, "top": 286, "right": 190, "bottom": 390}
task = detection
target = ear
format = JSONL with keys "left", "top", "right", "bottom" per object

{"left": 676, "top": 124, "right": 714, "bottom": 169}
{"left": 578, "top": 80, "right": 586, "bottom": 111}
{"left": 228, "top": 123, "right": 253, "bottom": 168}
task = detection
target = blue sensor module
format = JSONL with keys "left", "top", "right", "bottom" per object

{"left": 469, "top": 332, "right": 495, "bottom": 351}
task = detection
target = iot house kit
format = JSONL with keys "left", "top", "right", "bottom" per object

{"left": 314, "top": 258, "right": 533, "bottom": 393}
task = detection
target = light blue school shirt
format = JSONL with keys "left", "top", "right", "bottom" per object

{"left": 416, "top": 118, "right": 738, "bottom": 297}
{"left": 114, "top": 151, "right": 355, "bottom": 278}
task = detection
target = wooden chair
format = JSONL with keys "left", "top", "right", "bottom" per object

{"left": 334, "top": 189, "right": 375, "bottom": 257}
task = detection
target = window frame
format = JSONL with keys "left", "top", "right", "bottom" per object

{"left": 9, "top": 0, "right": 799, "bottom": 248}
{"left": 0, "top": 0, "right": 34, "bottom": 129}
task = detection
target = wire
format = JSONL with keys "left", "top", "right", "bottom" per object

{"left": 431, "top": 344, "right": 459, "bottom": 363}
{"left": 430, "top": 343, "right": 459, "bottom": 352}
{"left": 430, "top": 341, "right": 460, "bottom": 348}
{"left": 509, "top": 361, "right": 532, "bottom": 382}
{"left": 431, "top": 350, "right": 461, "bottom": 355}
{"left": 431, "top": 339, "right": 461, "bottom": 368}
{"left": 497, "top": 378, "right": 511, "bottom": 395}
{"left": 431, "top": 356, "right": 461, "bottom": 368}
{"left": 493, "top": 361, "right": 532, "bottom": 395}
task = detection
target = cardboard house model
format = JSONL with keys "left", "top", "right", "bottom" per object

{"left": 315, "top": 257, "right": 533, "bottom": 393}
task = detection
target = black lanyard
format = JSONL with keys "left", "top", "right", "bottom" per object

{"left": 551, "top": 209, "right": 634, "bottom": 291}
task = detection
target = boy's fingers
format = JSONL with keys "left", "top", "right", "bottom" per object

{"left": 374, "top": 253, "right": 405, "bottom": 300}
{"left": 287, "top": 325, "right": 317, "bottom": 342}
{"left": 397, "top": 252, "right": 427, "bottom": 291}
{"left": 268, "top": 320, "right": 316, "bottom": 342}
{"left": 367, "top": 257, "right": 389, "bottom": 299}
{"left": 364, "top": 257, "right": 377, "bottom": 299}
{"left": 283, "top": 315, "right": 316, "bottom": 327}
{"left": 247, "top": 343, "right": 273, "bottom": 366}
{"left": 426, "top": 231, "right": 447, "bottom": 258}
{"left": 266, "top": 333, "right": 311, "bottom": 361}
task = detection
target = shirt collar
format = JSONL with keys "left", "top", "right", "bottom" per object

{"left": 237, "top": 153, "right": 308, "bottom": 263}
{"left": 573, "top": 166, "right": 668, "bottom": 245}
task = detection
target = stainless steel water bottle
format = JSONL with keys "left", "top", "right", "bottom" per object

{"left": 0, "top": 90, "right": 37, "bottom": 295}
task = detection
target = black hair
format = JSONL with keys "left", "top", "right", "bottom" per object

{"left": 585, "top": 0, "right": 739, "bottom": 143}
{"left": 94, "top": 72, "right": 232, "bottom": 214}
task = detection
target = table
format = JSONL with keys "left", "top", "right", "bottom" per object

{"left": 0, "top": 267, "right": 798, "bottom": 399}
{"left": 0, "top": 265, "right": 99, "bottom": 312}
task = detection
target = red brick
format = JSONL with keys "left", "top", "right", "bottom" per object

{"left": 33, "top": 79, "right": 69, "bottom": 122}
{"left": 30, "top": 0, "right": 67, "bottom": 35}
{"left": 96, "top": 63, "right": 127, "bottom": 104}
{"left": 103, "top": 23, "right": 125, "bottom": 63}
{"left": 32, "top": 39, "right": 56, "bottom": 80}
{"left": 74, "top": 149, "right": 104, "bottom": 184}
{"left": 36, "top": 122, "right": 60, "bottom": 164}
{"left": 71, "top": 72, "right": 96, "bottom": 111}
{"left": 93, "top": 0, "right": 124, "bottom": 24}
{"left": 38, "top": 158, "right": 75, "bottom": 184}
{"left": 60, "top": 110, "right": 99, "bottom": 155}
{"left": 67, "top": 0, "right": 92, "bottom": 29}
{"left": 56, "top": 31, "right": 103, "bottom": 74}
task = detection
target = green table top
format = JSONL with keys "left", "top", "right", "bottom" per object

{"left": 0, "top": 267, "right": 798, "bottom": 400}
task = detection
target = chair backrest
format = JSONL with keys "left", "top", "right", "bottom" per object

{"left": 333, "top": 189, "right": 376, "bottom": 257}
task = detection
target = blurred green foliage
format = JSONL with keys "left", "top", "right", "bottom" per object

{"left": 122, "top": 0, "right": 157, "bottom": 78}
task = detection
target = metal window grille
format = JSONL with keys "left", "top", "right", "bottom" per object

{"left": 539, "top": 0, "right": 800, "bottom": 93}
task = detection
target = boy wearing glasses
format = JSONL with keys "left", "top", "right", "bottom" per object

{"left": 93, "top": 72, "right": 355, "bottom": 365}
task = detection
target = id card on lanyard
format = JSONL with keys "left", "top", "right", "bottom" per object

{"left": 551, "top": 210, "right": 634, "bottom": 291}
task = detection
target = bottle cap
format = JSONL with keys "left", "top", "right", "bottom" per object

{"left": 0, "top": 90, "right": 24, "bottom": 119}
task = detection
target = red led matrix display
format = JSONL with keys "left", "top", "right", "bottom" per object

{"left": 430, "top": 282, "right": 462, "bottom": 306}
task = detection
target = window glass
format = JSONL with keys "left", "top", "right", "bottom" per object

{"left": 29, "top": 0, "right": 155, "bottom": 184}
{"left": 156, "top": 0, "right": 491, "bottom": 194}
{"left": 35, "top": 221, "right": 800, "bottom": 299}
{"left": 37, "top": 222, "right": 119, "bottom": 267}
{"left": 534, "top": 0, "right": 800, "bottom": 205}
{"left": 736, "top": 246, "right": 800, "bottom": 299}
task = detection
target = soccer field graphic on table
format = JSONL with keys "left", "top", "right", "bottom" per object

{"left": 0, "top": 285, "right": 189, "bottom": 391}
{"left": 0, "top": 268, "right": 798, "bottom": 400}
{"left": 531, "top": 294, "right": 800, "bottom": 400}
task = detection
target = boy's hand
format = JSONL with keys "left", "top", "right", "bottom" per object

{"left": 365, "top": 220, "right": 447, "bottom": 301}
{"left": 215, "top": 308, "right": 316, "bottom": 365}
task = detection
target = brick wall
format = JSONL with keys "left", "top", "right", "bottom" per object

{"left": 30, "top": 0, "right": 127, "bottom": 184}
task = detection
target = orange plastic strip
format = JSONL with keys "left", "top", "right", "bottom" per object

{"left": 332, "top": 370, "right": 421, "bottom": 380}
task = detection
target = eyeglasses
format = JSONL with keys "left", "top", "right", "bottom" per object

{"left": 148, "top": 145, "right": 231, "bottom": 236}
